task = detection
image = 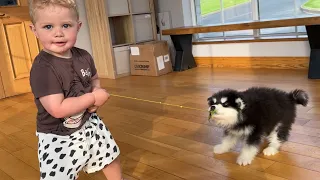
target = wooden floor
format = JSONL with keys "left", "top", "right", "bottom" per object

{"left": 1, "top": 67, "right": 320, "bottom": 180}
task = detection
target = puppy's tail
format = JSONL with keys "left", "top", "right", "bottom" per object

{"left": 289, "top": 89, "right": 309, "bottom": 106}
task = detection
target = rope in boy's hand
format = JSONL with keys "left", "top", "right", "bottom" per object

{"left": 109, "top": 93, "right": 207, "bottom": 112}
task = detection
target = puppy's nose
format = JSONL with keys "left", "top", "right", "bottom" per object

{"left": 210, "top": 105, "right": 215, "bottom": 111}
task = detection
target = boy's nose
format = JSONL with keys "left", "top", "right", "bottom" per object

{"left": 55, "top": 29, "right": 64, "bottom": 37}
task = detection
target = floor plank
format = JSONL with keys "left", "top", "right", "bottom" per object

{"left": 1, "top": 67, "right": 320, "bottom": 179}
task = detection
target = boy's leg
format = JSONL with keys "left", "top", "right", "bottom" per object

{"left": 82, "top": 113, "right": 123, "bottom": 179}
{"left": 102, "top": 157, "right": 123, "bottom": 180}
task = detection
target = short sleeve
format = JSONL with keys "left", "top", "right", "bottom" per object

{"left": 30, "top": 64, "right": 63, "bottom": 98}
{"left": 88, "top": 54, "right": 97, "bottom": 77}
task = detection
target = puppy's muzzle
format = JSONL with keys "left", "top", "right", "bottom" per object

{"left": 208, "top": 105, "right": 216, "bottom": 121}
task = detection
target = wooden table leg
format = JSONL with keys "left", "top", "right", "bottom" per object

{"left": 170, "top": 34, "right": 197, "bottom": 71}
{"left": 306, "top": 25, "right": 320, "bottom": 79}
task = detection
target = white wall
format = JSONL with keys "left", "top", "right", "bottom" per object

{"left": 182, "top": 0, "right": 193, "bottom": 26}
{"left": 193, "top": 41, "right": 310, "bottom": 57}
{"left": 74, "top": 0, "right": 93, "bottom": 56}
{"left": 155, "top": 0, "right": 310, "bottom": 58}
{"left": 154, "top": 0, "right": 185, "bottom": 28}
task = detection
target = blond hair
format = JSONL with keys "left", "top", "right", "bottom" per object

{"left": 28, "top": 0, "right": 79, "bottom": 23}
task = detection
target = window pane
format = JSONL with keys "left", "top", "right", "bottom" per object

{"left": 259, "top": 0, "right": 295, "bottom": 20}
{"left": 195, "top": 0, "right": 223, "bottom": 38}
{"left": 297, "top": 0, "right": 319, "bottom": 17}
{"left": 297, "top": 25, "right": 306, "bottom": 33}
{"left": 223, "top": 0, "right": 252, "bottom": 24}
{"left": 297, "top": 0, "right": 317, "bottom": 32}
{"left": 225, "top": 29, "right": 253, "bottom": 36}
{"left": 258, "top": 0, "right": 295, "bottom": 34}
{"left": 260, "top": 26, "right": 296, "bottom": 35}
{"left": 223, "top": 0, "right": 253, "bottom": 36}
{"left": 195, "top": 0, "right": 253, "bottom": 38}
{"left": 194, "top": 0, "right": 316, "bottom": 39}
{"left": 0, "top": 0, "right": 17, "bottom": 6}
{"left": 258, "top": 0, "right": 317, "bottom": 35}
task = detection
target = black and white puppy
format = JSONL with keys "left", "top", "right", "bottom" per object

{"left": 207, "top": 87, "right": 308, "bottom": 166}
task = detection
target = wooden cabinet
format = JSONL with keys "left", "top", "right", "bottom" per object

{"left": 106, "top": 0, "right": 130, "bottom": 16}
{"left": 109, "top": 15, "right": 134, "bottom": 46}
{"left": 114, "top": 46, "right": 131, "bottom": 76}
{"left": 0, "top": 74, "right": 5, "bottom": 99}
{"left": 85, "top": 0, "right": 157, "bottom": 79}
{"left": 0, "top": 1, "right": 40, "bottom": 99}
{"left": 131, "top": 0, "right": 151, "bottom": 14}
{"left": 133, "top": 14, "right": 154, "bottom": 42}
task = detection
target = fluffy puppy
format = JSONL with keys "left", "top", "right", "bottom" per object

{"left": 207, "top": 87, "right": 308, "bottom": 166}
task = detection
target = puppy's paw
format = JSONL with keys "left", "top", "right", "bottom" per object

{"left": 213, "top": 144, "right": 229, "bottom": 154}
{"left": 236, "top": 155, "right": 254, "bottom": 166}
{"left": 263, "top": 147, "right": 278, "bottom": 156}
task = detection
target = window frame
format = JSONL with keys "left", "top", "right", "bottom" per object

{"left": 191, "top": 0, "right": 311, "bottom": 41}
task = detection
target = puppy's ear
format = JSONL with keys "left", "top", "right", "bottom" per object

{"left": 207, "top": 97, "right": 212, "bottom": 105}
{"left": 235, "top": 98, "right": 245, "bottom": 110}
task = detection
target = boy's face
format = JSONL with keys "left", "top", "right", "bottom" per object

{"left": 30, "top": 5, "right": 81, "bottom": 57}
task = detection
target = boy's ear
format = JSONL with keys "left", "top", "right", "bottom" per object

{"left": 77, "top": 21, "right": 82, "bottom": 31}
{"left": 29, "top": 24, "right": 39, "bottom": 38}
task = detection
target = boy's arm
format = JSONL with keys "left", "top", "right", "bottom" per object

{"left": 91, "top": 73, "right": 101, "bottom": 91}
{"left": 40, "top": 93, "right": 95, "bottom": 119}
{"left": 30, "top": 62, "right": 96, "bottom": 119}
{"left": 87, "top": 73, "right": 110, "bottom": 113}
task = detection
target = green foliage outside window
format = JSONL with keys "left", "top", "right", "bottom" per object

{"left": 200, "top": 0, "right": 250, "bottom": 16}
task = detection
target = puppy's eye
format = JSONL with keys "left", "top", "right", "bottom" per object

{"left": 222, "top": 102, "right": 229, "bottom": 107}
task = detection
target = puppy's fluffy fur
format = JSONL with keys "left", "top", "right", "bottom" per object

{"left": 207, "top": 87, "right": 308, "bottom": 166}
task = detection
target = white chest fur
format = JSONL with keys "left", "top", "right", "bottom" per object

{"left": 228, "top": 126, "right": 253, "bottom": 137}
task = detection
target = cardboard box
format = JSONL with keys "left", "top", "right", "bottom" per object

{"left": 129, "top": 41, "right": 173, "bottom": 76}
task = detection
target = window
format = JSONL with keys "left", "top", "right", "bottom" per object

{"left": 258, "top": 0, "right": 311, "bottom": 35}
{"left": 194, "top": 0, "right": 318, "bottom": 40}
{"left": 195, "top": 0, "right": 254, "bottom": 39}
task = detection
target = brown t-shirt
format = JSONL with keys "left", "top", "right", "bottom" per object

{"left": 30, "top": 47, "right": 97, "bottom": 136}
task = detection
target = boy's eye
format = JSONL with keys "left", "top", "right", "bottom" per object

{"left": 63, "top": 24, "right": 71, "bottom": 28}
{"left": 43, "top": 25, "right": 53, "bottom": 29}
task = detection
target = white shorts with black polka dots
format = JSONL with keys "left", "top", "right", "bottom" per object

{"left": 36, "top": 113, "right": 120, "bottom": 180}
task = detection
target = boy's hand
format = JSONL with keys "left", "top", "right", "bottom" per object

{"left": 92, "top": 88, "right": 110, "bottom": 107}
{"left": 87, "top": 87, "right": 104, "bottom": 113}
{"left": 92, "top": 86, "right": 101, "bottom": 92}
{"left": 88, "top": 105, "right": 98, "bottom": 113}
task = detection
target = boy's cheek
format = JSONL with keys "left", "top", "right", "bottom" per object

{"left": 36, "top": 33, "right": 48, "bottom": 42}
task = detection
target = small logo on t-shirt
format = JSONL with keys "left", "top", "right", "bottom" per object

{"left": 81, "top": 68, "right": 91, "bottom": 78}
